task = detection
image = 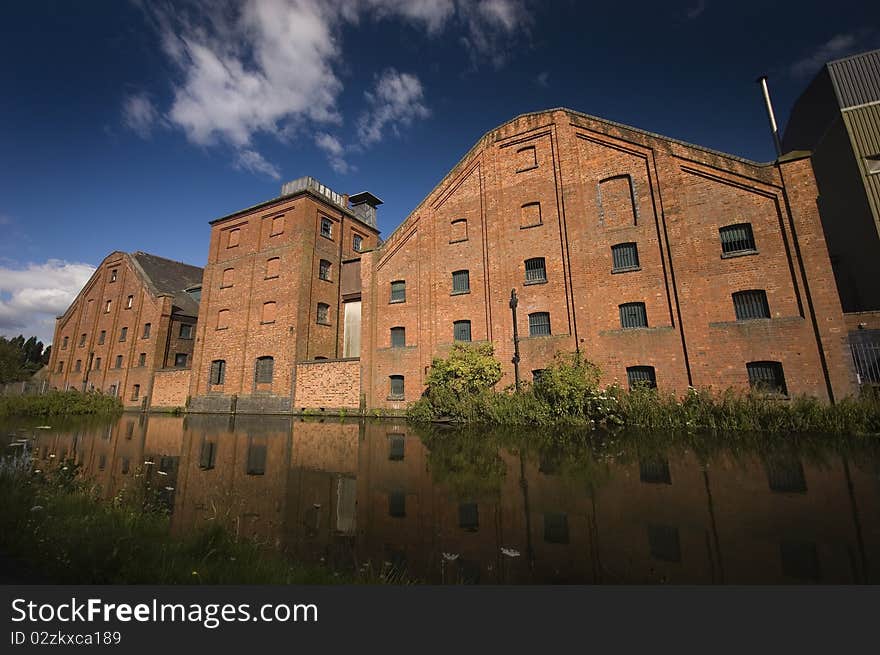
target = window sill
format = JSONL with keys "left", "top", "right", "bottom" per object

{"left": 318, "top": 277, "right": 332, "bottom": 283}
{"left": 264, "top": 275, "right": 279, "bottom": 281}
{"left": 216, "top": 327, "right": 229, "bottom": 331}
{"left": 320, "top": 234, "right": 333, "bottom": 241}
{"left": 260, "top": 321, "right": 275, "bottom": 325}
{"left": 226, "top": 244, "right": 239, "bottom": 249}
{"left": 524, "top": 278, "right": 547, "bottom": 286}
{"left": 220, "top": 284, "right": 233, "bottom": 289}
{"left": 721, "top": 249, "right": 759, "bottom": 260}
{"left": 316, "top": 321, "right": 331, "bottom": 326}
{"left": 389, "top": 299, "right": 406, "bottom": 304}
{"left": 520, "top": 223, "right": 543, "bottom": 230}
{"left": 387, "top": 395, "right": 405, "bottom": 401}
{"left": 451, "top": 290, "right": 470, "bottom": 296}
{"left": 612, "top": 266, "right": 641, "bottom": 274}
{"left": 516, "top": 165, "right": 539, "bottom": 173}
{"left": 179, "top": 336, "right": 193, "bottom": 340}
{"left": 449, "top": 238, "right": 468, "bottom": 244}
{"left": 270, "top": 232, "right": 283, "bottom": 238}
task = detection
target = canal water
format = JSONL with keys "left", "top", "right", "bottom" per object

{"left": 3, "top": 413, "right": 880, "bottom": 584}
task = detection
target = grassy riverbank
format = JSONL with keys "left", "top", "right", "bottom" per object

{"left": 0, "top": 390, "right": 122, "bottom": 418}
{"left": 407, "top": 346, "right": 880, "bottom": 435}
{"left": 0, "top": 452, "right": 385, "bottom": 584}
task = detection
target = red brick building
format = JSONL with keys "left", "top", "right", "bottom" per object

{"left": 359, "top": 108, "right": 856, "bottom": 409}
{"left": 47, "top": 251, "right": 203, "bottom": 409}
{"left": 188, "top": 177, "right": 380, "bottom": 414}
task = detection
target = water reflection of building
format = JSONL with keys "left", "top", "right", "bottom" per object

{"left": 28, "top": 417, "right": 880, "bottom": 584}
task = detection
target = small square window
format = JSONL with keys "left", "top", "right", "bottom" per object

{"left": 524, "top": 257, "right": 547, "bottom": 284}
{"left": 316, "top": 303, "right": 330, "bottom": 325}
{"left": 765, "top": 455, "right": 807, "bottom": 493}
{"left": 619, "top": 302, "right": 648, "bottom": 329}
{"left": 627, "top": 366, "right": 657, "bottom": 390}
{"left": 453, "top": 320, "right": 472, "bottom": 342}
{"left": 516, "top": 145, "right": 537, "bottom": 172}
{"left": 639, "top": 456, "right": 671, "bottom": 484}
{"left": 174, "top": 353, "right": 187, "bottom": 368}
{"left": 320, "top": 217, "right": 333, "bottom": 239}
{"left": 109, "top": 269, "right": 118, "bottom": 283}
{"left": 733, "top": 290, "right": 770, "bottom": 320}
{"left": 612, "top": 243, "right": 640, "bottom": 272}
{"left": 142, "top": 323, "right": 151, "bottom": 339}
{"left": 353, "top": 234, "right": 363, "bottom": 252}
{"left": 98, "top": 330, "right": 106, "bottom": 345}
{"left": 390, "top": 280, "right": 406, "bottom": 303}
{"left": 528, "top": 312, "right": 551, "bottom": 336}
{"left": 179, "top": 323, "right": 193, "bottom": 339}
{"left": 720, "top": 223, "right": 756, "bottom": 255}
{"left": 210, "top": 360, "right": 226, "bottom": 385}
{"left": 114, "top": 355, "right": 123, "bottom": 369}
{"left": 747, "top": 361, "right": 787, "bottom": 395}
{"left": 452, "top": 270, "right": 470, "bottom": 294}
{"left": 138, "top": 353, "right": 146, "bottom": 367}
{"left": 390, "top": 326, "right": 406, "bottom": 348}
{"left": 119, "top": 326, "right": 128, "bottom": 342}
{"left": 521, "top": 202, "right": 542, "bottom": 228}
{"left": 450, "top": 218, "right": 468, "bottom": 243}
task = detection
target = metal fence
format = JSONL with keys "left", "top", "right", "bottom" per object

{"left": 851, "top": 342, "right": 880, "bottom": 386}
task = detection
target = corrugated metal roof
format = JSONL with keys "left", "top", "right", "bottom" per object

{"left": 827, "top": 49, "right": 880, "bottom": 109}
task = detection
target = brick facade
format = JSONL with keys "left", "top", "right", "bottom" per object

{"left": 46, "top": 251, "right": 202, "bottom": 410}
{"left": 293, "top": 359, "right": 361, "bottom": 410}
{"left": 360, "top": 108, "right": 858, "bottom": 408}
{"left": 150, "top": 368, "right": 192, "bottom": 409}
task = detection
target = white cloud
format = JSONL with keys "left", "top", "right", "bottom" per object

{"left": 234, "top": 148, "right": 281, "bottom": 180}
{"left": 122, "top": 92, "right": 162, "bottom": 138}
{"left": 135, "top": 0, "right": 531, "bottom": 174}
{"left": 536, "top": 71, "right": 549, "bottom": 87}
{"left": 357, "top": 69, "right": 430, "bottom": 146}
{"left": 790, "top": 32, "right": 868, "bottom": 77}
{"left": 0, "top": 260, "right": 96, "bottom": 344}
{"left": 314, "top": 132, "right": 352, "bottom": 174}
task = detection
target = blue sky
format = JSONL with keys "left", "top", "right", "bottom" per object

{"left": 1, "top": 0, "right": 879, "bottom": 343}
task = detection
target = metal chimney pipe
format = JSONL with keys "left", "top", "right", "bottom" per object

{"left": 757, "top": 75, "right": 783, "bottom": 157}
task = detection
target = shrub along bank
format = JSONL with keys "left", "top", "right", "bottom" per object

{"left": 407, "top": 345, "right": 880, "bottom": 435}
{"left": 0, "top": 390, "right": 122, "bottom": 417}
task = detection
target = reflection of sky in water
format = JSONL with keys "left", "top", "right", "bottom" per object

{"left": 6, "top": 414, "right": 880, "bottom": 584}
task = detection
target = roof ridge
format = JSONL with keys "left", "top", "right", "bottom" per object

{"left": 130, "top": 250, "right": 203, "bottom": 271}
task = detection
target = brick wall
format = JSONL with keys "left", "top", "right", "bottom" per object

{"left": 293, "top": 358, "right": 361, "bottom": 410}
{"left": 150, "top": 368, "right": 192, "bottom": 409}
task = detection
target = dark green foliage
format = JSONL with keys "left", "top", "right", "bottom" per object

{"left": 0, "top": 391, "right": 123, "bottom": 417}
{"left": 0, "top": 334, "right": 49, "bottom": 383}
{"left": 409, "top": 349, "right": 880, "bottom": 436}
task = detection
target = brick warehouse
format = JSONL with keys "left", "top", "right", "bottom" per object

{"left": 46, "top": 251, "right": 203, "bottom": 409}
{"left": 47, "top": 107, "right": 863, "bottom": 413}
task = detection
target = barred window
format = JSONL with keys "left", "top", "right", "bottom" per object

{"left": 612, "top": 242, "right": 640, "bottom": 272}
{"left": 179, "top": 323, "right": 193, "bottom": 339}
{"left": 619, "top": 302, "right": 648, "bottom": 328}
{"left": 733, "top": 290, "right": 770, "bottom": 320}
{"left": 143, "top": 323, "right": 151, "bottom": 339}
{"left": 388, "top": 435, "right": 405, "bottom": 461}
{"left": 524, "top": 257, "right": 547, "bottom": 284}
{"left": 353, "top": 234, "right": 363, "bottom": 252}
{"left": 209, "top": 359, "right": 226, "bottom": 385}
{"left": 453, "top": 320, "right": 472, "bottom": 342}
{"left": 320, "top": 217, "right": 333, "bottom": 239}
{"left": 452, "top": 269, "right": 470, "bottom": 294}
{"left": 639, "top": 456, "right": 671, "bottom": 484}
{"left": 390, "top": 280, "right": 406, "bottom": 303}
{"left": 174, "top": 353, "right": 187, "bottom": 368}
{"left": 528, "top": 312, "right": 551, "bottom": 336}
{"left": 390, "top": 326, "right": 406, "bottom": 348}
{"left": 747, "top": 361, "right": 787, "bottom": 395}
{"left": 765, "top": 455, "right": 807, "bottom": 493}
{"left": 316, "top": 303, "right": 330, "bottom": 324}
{"left": 389, "top": 375, "right": 405, "bottom": 399}
{"left": 720, "top": 223, "right": 756, "bottom": 255}
{"left": 627, "top": 366, "right": 657, "bottom": 390}
{"left": 119, "top": 326, "right": 128, "bottom": 342}
{"left": 255, "top": 356, "right": 274, "bottom": 384}
{"left": 319, "top": 259, "right": 331, "bottom": 281}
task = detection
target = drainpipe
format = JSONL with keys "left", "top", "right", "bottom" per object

{"left": 756, "top": 76, "right": 783, "bottom": 157}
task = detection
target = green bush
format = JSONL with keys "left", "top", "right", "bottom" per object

{"left": 0, "top": 390, "right": 122, "bottom": 417}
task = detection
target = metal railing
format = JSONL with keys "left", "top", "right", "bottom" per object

{"left": 851, "top": 342, "right": 880, "bottom": 386}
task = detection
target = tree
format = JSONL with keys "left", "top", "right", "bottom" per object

{"left": 0, "top": 334, "right": 49, "bottom": 382}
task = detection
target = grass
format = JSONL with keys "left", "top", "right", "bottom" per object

{"left": 0, "top": 451, "right": 403, "bottom": 584}
{"left": 0, "top": 390, "right": 122, "bottom": 418}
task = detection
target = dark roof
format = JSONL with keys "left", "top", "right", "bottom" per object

{"left": 827, "top": 48, "right": 880, "bottom": 109}
{"left": 129, "top": 251, "right": 204, "bottom": 316}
